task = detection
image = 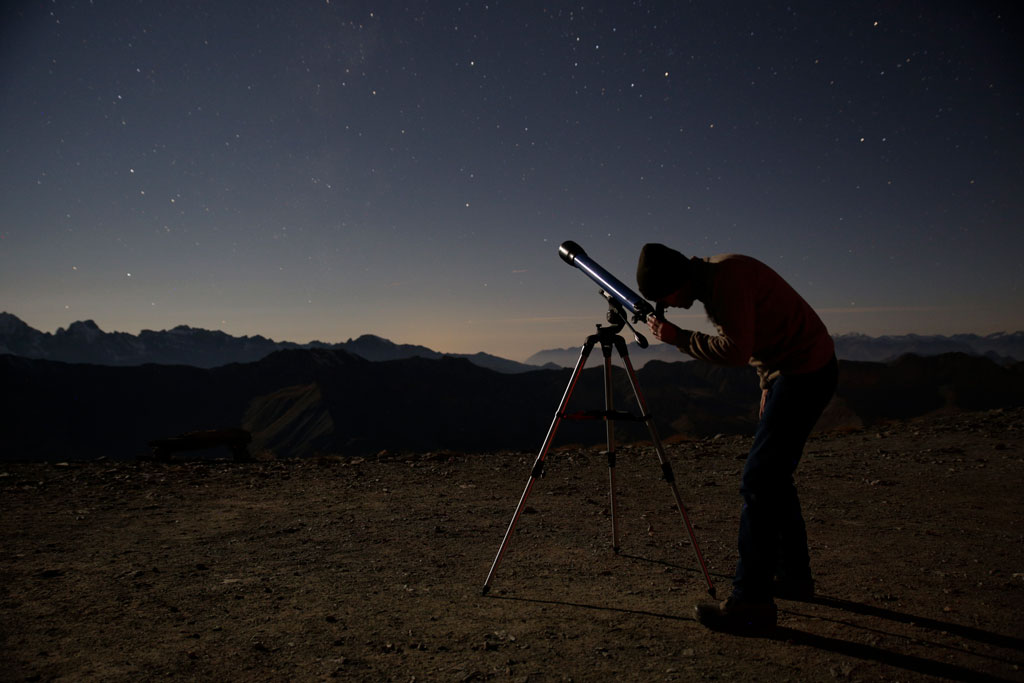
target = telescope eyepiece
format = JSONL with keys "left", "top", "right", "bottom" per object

{"left": 558, "top": 240, "right": 585, "bottom": 266}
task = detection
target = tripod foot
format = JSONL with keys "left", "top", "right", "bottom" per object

{"left": 613, "top": 546, "right": 620, "bottom": 554}
{"left": 481, "top": 585, "right": 491, "bottom": 596}
{"left": 708, "top": 586, "right": 717, "bottom": 599}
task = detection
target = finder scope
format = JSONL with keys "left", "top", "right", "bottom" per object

{"left": 558, "top": 241, "right": 656, "bottom": 321}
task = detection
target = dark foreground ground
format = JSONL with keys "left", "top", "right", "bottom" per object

{"left": 2, "top": 408, "right": 1022, "bottom": 682}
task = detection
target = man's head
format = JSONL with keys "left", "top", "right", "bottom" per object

{"left": 636, "top": 243, "right": 696, "bottom": 310}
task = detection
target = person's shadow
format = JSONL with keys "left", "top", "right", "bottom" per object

{"left": 486, "top": 589, "right": 1023, "bottom": 682}
{"left": 715, "top": 593, "right": 1023, "bottom": 683}
{"left": 616, "top": 552, "right": 1023, "bottom": 679}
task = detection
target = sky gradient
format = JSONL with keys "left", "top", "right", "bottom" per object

{"left": 2, "top": 1, "right": 1022, "bottom": 361}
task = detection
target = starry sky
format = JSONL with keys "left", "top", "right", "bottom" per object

{"left": 2, "top": 1, "right": 1022, "bottom": 361}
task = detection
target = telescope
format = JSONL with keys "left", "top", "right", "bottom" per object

{"left": 481, "top": 241, "right": 718, "bottom": 598}
{"left": 558, "top": 241, "right": 656, "bottom": 322}
{"left": 558, "top": 241, "right": 658, "bottom": 347}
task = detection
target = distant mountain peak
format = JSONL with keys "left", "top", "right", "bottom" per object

{"left": 61, "top": 320, "right": 104, "bottom": 342}
{"left": 0, "top": 312, "right": 31, "bottom": 333}
{"left": 0, "top": 313, "right": 546, "bottom": 373}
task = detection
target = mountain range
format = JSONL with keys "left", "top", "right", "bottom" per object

{"left": 528, "top": 331, "right": 1024, "bottom": 368}
{"left": 2, "top": 346, "right": 1021, "bottom": 462}
{"left": 1, "top": 313, "right": 1022, "bottom": 371}
{"left": 0, "top": 313, "right": 550, "bottom": 373}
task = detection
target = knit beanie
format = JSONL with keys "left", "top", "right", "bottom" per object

{"left": 636, "top": 243, "right": 691, "bottom": 300}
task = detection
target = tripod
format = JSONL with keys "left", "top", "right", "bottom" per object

{"left": 481, "top": 301, "right": 716, "bottom": 597}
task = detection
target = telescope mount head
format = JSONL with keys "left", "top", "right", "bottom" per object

{"left": 601, "top": 291, "right": 649, "bottom": 349}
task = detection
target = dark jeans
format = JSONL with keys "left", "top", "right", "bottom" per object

{"left": 733, "top": 356, "right": 838, "bottom": 602}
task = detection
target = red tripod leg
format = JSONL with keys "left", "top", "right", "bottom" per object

{"left": 481, "top": 341, "right": 593, "bottom": 595}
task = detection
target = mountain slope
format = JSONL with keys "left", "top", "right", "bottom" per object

{"left": 2, "top": 349, "right": 1022, "bottom": 462}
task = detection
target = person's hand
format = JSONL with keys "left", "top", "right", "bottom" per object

{"left": 646, "top": 314, "right": 685, "bottom": 346}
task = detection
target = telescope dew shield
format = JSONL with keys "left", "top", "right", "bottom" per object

{"left": 558, "top": 241, "right": 655, "bottom": 319}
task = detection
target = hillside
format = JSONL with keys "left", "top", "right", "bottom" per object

{"left": 1, "top": 349, "right": 1022, "bottom": 462}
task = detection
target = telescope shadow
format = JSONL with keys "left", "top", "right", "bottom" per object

{"left": 616, "top": 551, "right": 732, "bottom": 581}
{"left": 486, "top": 592, "right": 689, "bottom": 623}
{"left": 485, "top": 589, "right": 1023, "bottom": 683}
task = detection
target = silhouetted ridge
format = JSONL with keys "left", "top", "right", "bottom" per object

{"left": 2, "top": 350, "right": 1021, "bottom": 461}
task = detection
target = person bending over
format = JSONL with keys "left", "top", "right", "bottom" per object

{"left": 636, "top": 243, "right": 837, "bottom": 631}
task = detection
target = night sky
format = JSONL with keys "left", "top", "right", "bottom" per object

{"left": 2, "top": 1, "right": 1022, "bottom": 361}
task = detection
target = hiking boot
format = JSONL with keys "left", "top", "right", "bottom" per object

{"left": 694, "top": 596, "right": 778, "bottom": 631}
{"left": 773, "top": 577, "right": 815, "bottom": 601}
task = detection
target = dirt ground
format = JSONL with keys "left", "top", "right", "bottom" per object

{"left": 2, "top": 407, "right": 1022, "bottom": 682}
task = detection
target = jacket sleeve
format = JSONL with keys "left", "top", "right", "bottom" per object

{"left": 680, "top": 328, "right": 750, "bottom": 366}
{"left": 677, "top": 277, "right": 755, "bottom": 367}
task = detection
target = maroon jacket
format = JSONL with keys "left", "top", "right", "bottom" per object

{"left": 679, "top": 254, "right": 834, "bottom": 388}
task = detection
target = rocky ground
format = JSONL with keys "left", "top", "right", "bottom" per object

{"left": 2, "top": 408, "right": 1022, "bottom": 682}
